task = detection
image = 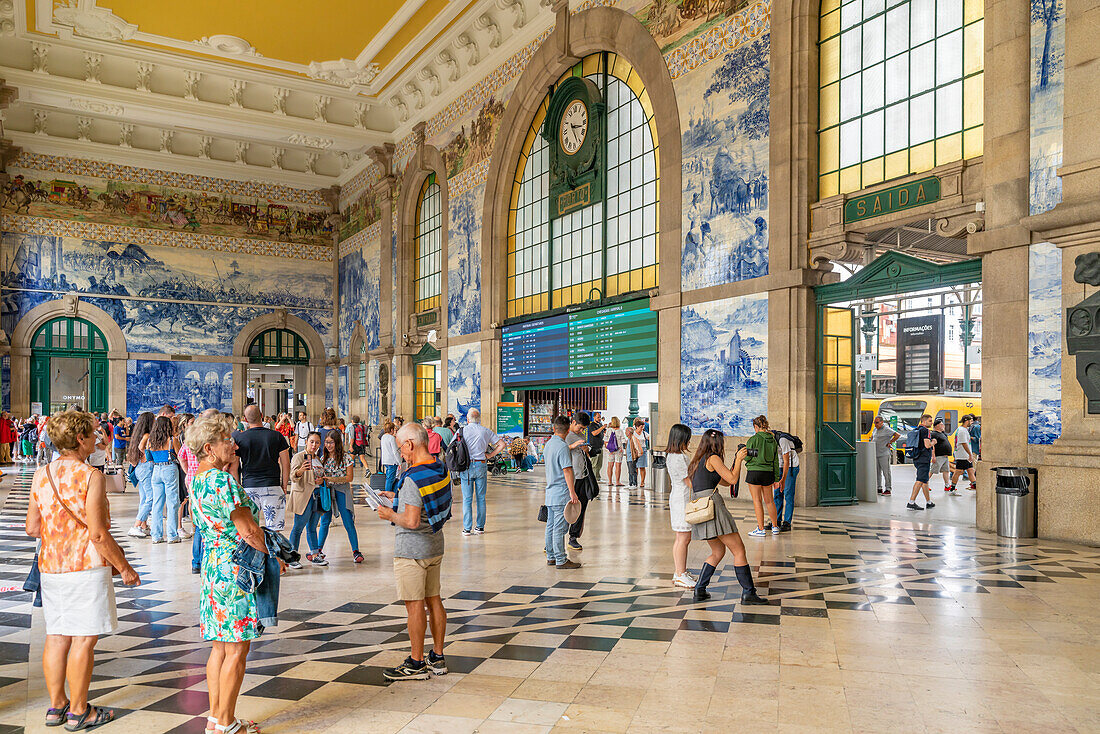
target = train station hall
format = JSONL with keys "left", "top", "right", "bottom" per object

{"left": 0, "top": 1, "right": 1098, "bottom": 732}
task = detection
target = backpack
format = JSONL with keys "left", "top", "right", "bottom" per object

{"left": 606, "top": 430, "right": 619, "bottom": 453}
{"left": 353, "top": 423, "right": 366, "bottom": 447}
{"left": 445, "top": 429, "right": 470, "bottom": 474}
{"left": 904, "top": 427, "right": 921, "bottom": 460}
{"left": 771, "top": 430, "right": 803, "bottom": 453}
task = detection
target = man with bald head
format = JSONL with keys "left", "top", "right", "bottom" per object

{"left": 230, "top": 404, "right": 291, "bottom": 529}
{"left": 455, "top": 408, "right": 505, "bottom": 536}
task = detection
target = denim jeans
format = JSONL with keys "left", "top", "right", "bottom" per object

{"left": 191, "top": 531, "right": 203, "bottom": 572}
{"left": 626, "top": 458, "right": 638, "bottom": 487}
{"left": 135, "top": 461, "right": 154, "bottom": 523}
{"left": 544, "top": 504, "right": 568, "bottom": 565}
{"left": 149, "top": 462, "right": 180, "bottom": 541}
{"left": 459, "top": 461, "right": 488, "bottom": 532}
{"left": 773, "top": 465, "right": 800, "bottom": 525}
{"left": 289, "top": 503, "right": 320, "bottom": 554}
{"left": 316, "top": 485, "right": 359, "bottom": 552}
{"left": 383, "top": 464, "right": 399, "bottom": 495}
{"left": 112, "top": 447, "right": 126, "bottom": 466}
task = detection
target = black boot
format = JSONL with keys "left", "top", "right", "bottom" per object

{"left": 734, "top": 564, "right": 769, "bottom": 605}
{"left": 693, "top": 562, "right": 716, "bottom": 602}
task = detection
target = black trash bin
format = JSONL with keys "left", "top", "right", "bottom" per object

{"left": 992, "top": 466, "right": 1037, "bottom": 538}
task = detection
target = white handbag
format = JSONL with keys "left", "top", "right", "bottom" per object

{"left": 684, "top": 488, "right": 717, "bottom": 525}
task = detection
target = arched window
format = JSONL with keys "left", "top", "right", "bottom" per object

{"left": 818, "top": 0, "right": 984, "bottom": 197}
{"left": 414, "top": 173, "right": 443, "bottom": 312}
{"left": 32, "top": 317, "right": 107, "bottom": 353}
{"left": 507, "top": 52, "right": 659, "bottom": 319}
{"left": 358, "top": 343, "right": 367, "bottom": 402}
{"left": 247, "top": 329, "right": 310, "bottom": 365}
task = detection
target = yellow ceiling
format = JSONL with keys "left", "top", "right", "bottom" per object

{"left": 96, "top": 0, "right": 454, "bottom": 71}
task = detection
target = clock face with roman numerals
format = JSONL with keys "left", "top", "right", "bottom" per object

{"left": 559, "top": 100, "right": 588, "bottom": 155}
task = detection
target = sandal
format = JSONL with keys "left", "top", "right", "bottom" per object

{"left": 64, "top": 705, "right": 115, "bottom": 731}
{"left": 207, "top": 716, "right": 218, "bottom": 732}
{"left": 45, "top": 702, "right": 69, "bottom": 727}
{"left": 215, "top": 719, "right": 261, "bottom": 734}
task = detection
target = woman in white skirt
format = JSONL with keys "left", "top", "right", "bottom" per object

{"left": 664, "top": 424, "right": 697, "bottom": 589}
{"left": 26, "top": 409, "right": 140, "bottom": 730}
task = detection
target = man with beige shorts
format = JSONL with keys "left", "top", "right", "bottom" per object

{"left": 376, "top": 422, "right": 451, "bottom": 681}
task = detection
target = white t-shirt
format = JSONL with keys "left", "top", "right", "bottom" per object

{"left": 381, "top": 433, "right": 400, "bottom": 466}
{"left": 953, "top": 426, "right": 972, "bottom": 459}
{"left": 295, "top": 421, "right": 314, "bottom": 442}
{"left": 779, "top": 436, "right": 800, "bottom": 468}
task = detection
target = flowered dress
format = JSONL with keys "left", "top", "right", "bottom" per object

{"left": 191, "top": 468, "right": 262, "bottom": 642}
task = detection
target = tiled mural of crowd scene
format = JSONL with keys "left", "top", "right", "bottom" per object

{"left": 681, "top": 293, "right": 767, "bottom": 435}
{"left": 368, "top": 359, "right": 381, "bottom": 426}
{"left": 1, "top": 232, "right": 332, "bottom": 355}
{"left": 447, "top": 173, "right": 484, "bottom": 338}
{"left": 3, "top": 166, "right": 332, "bottom": 246}
{"left": 338, "top": 231, "right": 381, "bottom": 357}
{"left": 1027, "top": 0, "right": 1065, "bottom": 445}
{"left": 680, "top": 31, "right": 770, "bottom": 291}
{"left": 126, "top": 360, "right": 232, "bottom": 418}
{"left": 447, "top": 342, "right": 481, "bottom": 423}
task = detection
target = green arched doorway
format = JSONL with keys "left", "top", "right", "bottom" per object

{"left": 30, "top": 317, "right": 109, "bottom": 415}
{"left": 246, "top": 328, "right": 311, "bottom": 415}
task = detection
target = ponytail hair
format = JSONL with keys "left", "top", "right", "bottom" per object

{"left": 752, "top": 415, "right": 769, "bottom": 431}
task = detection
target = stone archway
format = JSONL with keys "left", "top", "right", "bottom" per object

{"left": 10, "top": 297, "right": 129, "bottom": 416}
{"left": 232, "top": 310, "right": 327, "bottom": 418}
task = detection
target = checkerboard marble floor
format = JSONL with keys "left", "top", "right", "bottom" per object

{"left": 1, "top": 464, "right": 1098, "bottom": 733}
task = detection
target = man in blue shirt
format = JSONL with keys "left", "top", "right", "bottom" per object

{"left": 543, "top": 415, "right": 581, "bottom": 569}
{"left": 456, "top": 408, "right": 506, "bottom": 536}
{"left": 907, "top": 413, "right": 936, "bottom": 511}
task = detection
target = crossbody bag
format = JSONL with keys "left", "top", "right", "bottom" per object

{"left": 43, "top": 464, "right": 120, "bottom": 576}
{"left": 684, "top": 487, "right": 718, "bottom": 525}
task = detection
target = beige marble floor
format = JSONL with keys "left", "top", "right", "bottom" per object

{"left": 0, "top": 465, "right": 1097, "bottom": 734}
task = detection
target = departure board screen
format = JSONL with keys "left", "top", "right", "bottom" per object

{"left": 501, "top": 299, "right": 658, "bottom": 387}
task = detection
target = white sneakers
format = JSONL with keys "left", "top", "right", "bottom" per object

{"left": 673, "top": 572, "right": 698, "bottom": 588}
{"left": 748, "top": 528, "right": 767, "bottom": 537}
{"left": 127, "top": 527, "right": 147, "bottom": 538}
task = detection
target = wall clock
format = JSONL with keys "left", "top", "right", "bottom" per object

{"left": 541, "top": 76, "right": 605, "bottom": 220}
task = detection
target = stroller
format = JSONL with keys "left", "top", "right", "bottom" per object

{"left": 488, "top": 454, "right": 509, "bottom": 476}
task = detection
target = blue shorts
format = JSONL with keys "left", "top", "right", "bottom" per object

{"left": 914, "top": 461, "right": 931, "bottom": 483}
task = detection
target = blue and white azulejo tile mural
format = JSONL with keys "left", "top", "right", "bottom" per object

{"left": 1027, "top": 0, "right": 1065, "bottom": 445}
{"left": 681, "top": 293, "right": 768, "bottom": 435}
{"left": 1028, "top": 242, "right": 1062, "bottom": 444}
{"left": 447, "top": 179, "right": 483, "bottom": 338}
{"left": 367, "top": 359, "right": 381, "bottom": 425}
{"left": 679, "top": 32, "right": 770, "bottom": 292}
{"left": 338, "top": 365, "right": 349, "bottom": 418}
{"left": 126, "top": 360, "right": 232, "bottom": 417}
{"left": 338, "top": 233, "right": 381, "bottom": 357}
{"left": 447, "top": 342, "right": 481, "bottom": 423}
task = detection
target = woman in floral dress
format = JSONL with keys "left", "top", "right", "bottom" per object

{"left": 186, "top": 411, "right": 269, "bottom": 734}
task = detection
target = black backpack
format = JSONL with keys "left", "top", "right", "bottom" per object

{"left": 772, "top": 429, "right": 803, "bottom": 453}
{"left": 445, "top": 429, "right": 470, "bottom": 474}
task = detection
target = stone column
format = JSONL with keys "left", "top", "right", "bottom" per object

{"left": 1020, "top": 0, "right": 1100, "bottom": 544}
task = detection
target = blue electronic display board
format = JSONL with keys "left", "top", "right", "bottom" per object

{"left": 501, "top": 299, "right": 657, "bottom": 388}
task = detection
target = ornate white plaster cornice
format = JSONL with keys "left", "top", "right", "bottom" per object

{"left": 51, "top": 0, "right": 137, "bottom": 42}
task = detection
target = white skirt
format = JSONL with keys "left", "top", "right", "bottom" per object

{"left": 669, "top": 483, "right": 691, "bottom": 533}
{"left": 40, "top": 566, "right": 118, "bottom": 637}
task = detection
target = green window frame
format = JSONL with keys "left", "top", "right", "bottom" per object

{"left": 507, "top": 52, "right": 659, "bottom": 319}
{"left": 414, "top": 174, "right": 442, "bottom": 312}
{"left": 247, "top": 329, "right": 310, "bottom": 365}
{"left": 818, "top": 0, "right": 984, "bottom": 198}
{"left": 31, "top": 317, "right": 107, "bottom": 354}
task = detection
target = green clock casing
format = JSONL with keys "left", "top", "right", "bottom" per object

{"left": 540, "top": 75, "right": 605, "bottom": 220}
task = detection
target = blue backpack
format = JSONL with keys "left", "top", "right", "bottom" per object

{"left": 904, "top": 427, "right": 921, "bottom": 460}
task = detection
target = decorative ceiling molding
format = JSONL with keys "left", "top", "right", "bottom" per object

{"left": 51, "top": 1, "right": 137, "bottom": 42}
{"left": 306, "top": 59, "right": 381, "bottom": 91}
{"left": 193, "top": 34, "right": 261, "bottom": 57}
{"left": 286, "top": 133, "right": 333, "bottom": 149}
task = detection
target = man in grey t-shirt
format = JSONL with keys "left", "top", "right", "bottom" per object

{"left": 870, "top": 416, "right": 900, "bottom": 496}
{"left": 376, "top": 422, "right": 449, "bottom": 681}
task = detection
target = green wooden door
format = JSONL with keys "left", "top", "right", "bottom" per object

{"left": 30, "top": 354, "right": 50, "bottom": 412}
{"left": 89, "top": 357, "right": 108, "bottom": 414}
{"left": 817, "top": 306, "right": 858, "bottom": 505}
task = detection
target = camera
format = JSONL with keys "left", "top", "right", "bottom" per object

{"left": 737, "top": 443, "right": 759, "bottom": 458}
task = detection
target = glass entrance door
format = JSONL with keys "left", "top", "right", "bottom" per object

{"left": 415, "top": 361, "right": 440, "bottom": 420}
{"left": 817, "top": 306, "right": 858, "bottom": 505}
{"left": 30, "top": 317, "right": 109, "bottom": 415}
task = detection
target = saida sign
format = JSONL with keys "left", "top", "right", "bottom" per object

{"left": 844, "top": 176, "right": 941, "bottom": 223}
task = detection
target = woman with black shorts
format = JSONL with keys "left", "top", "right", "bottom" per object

{"left": 688, "top": 429, "right": 768, "bottom": 605}
{"left": 744, "top": 415, "right": 781, "bottom": 537}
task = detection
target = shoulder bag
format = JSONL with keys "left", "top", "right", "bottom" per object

{"left": 44, "top": 464, "right": 120, "bottom": 576}
{"left": 684, "top": 488, "right": 717, "bottom": 525}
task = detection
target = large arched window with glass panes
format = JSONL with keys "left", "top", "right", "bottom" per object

{"left": 507, "top": 52, "right": 659, "bottom": 319}
{"left": 818, "top": 0, "right": 984, "bottom": 197}
{"left": 414, "top": 174, "right": 442, "bottom": 312}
